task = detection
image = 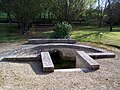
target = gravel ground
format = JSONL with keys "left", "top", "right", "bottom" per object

{"left": 0, "top": 43, "right": 120, "bottom": 90}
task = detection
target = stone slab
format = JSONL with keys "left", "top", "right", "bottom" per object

{"left": 41, "top": 52, "right": 54, "bottom": 72}
{"left": 76, "top": 51, "right": 100, "bottom": 70}
{"left": 3, "top": 54, "right": 40, "bottom": 61}
{"left": 88, "top": 53, "right": 115, "bottom": 59}
{"left": 28, "top": 39, "right": 76, "bottom": 44}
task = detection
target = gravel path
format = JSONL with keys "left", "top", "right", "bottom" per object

{"left": 0, "top": 43, "right": 120, "bottom": 90}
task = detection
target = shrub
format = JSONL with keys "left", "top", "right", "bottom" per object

{"left": 51, "top": 21, "right": 72, "bottom": 38}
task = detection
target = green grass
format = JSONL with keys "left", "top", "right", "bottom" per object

{"left": 0, "top": 23, "right": 120, "bottom": 47}
{"left": 70, "top": 26, "right": 120, "bottom": 47}
{"left": 0, "top": 24, "right": 26, "bottom": 42}
{"left": 0, "top": 12, "right": 16, "bottom": 21}
{"left": 0, "top": 12, "right": 7, "bottom": 19}
{"left": 0, "top": 33, "right": 26, "bottom": 43}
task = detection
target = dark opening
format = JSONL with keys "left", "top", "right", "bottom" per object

{"left": 49, "top": 49, "right": 76, "bottom": 69}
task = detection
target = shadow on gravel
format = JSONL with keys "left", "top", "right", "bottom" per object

{"left": 80, "top": 68, "right": 97, "bottom": 73}
{"left": 29, "top": 61, "right": 46, "bottom": 75}
{"left": 0, "top": 60, "right": 49, "bottom": 75}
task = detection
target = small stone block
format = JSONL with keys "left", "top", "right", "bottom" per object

{"left": 41, "top": 52, "right": 54, "bottom": 72}
{"left": 76, "top": 51, "right": 100, "bottom": 70}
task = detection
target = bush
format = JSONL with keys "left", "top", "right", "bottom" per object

{"left": 51, "top": 21, "right": 72, "bottom": 38}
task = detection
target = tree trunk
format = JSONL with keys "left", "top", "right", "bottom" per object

{"left": 98, "top": 0, "right": 101, "bottom": 28}
{"left": 99, "top": 1, "right": 107, "bottom": 28}
{"left": 7, "top": 12, "right": 12, "bottom": 25}
{"left": 98, "top": 19, "right": 102, "bottom": 28}
{"left": 21, "top": 23, "right": 26, "bottom": 35}
{"left": 108, "top": 0, "right": 113, "bottom": 31}
{"left": 64, "top": 1, "right": 68, "bottom": 22}
{"left": 18, "top": 22, "right": 20, "bottom": 28}
{"left": 7, "top": 12, "right": 12, "bottom": 32}
{"left": 99, "top": 15, "right": 103, "bottom": 28}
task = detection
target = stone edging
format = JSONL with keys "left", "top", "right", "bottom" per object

{"left": 0, "top": 43, "right": 115, "bottom": 61}
{"left": 28, "top": 39, "right": 76, "bottom": 44}
{"left": 0, "top": 43, "right": 116, "bottom": 73}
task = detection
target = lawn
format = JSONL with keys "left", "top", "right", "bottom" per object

{"left": 70, "top": 25, "right": 120, "bottom": 47}
{"left": 0, "top": 23, "right": 26, "bottom": 42}
{"left": 0, "top": 12, "right": 16, "bottom": 21}
{"left": 0, "top": 12, "right": 7, "bottom": 19}
{"left": 0, "top": 23, "right": 120, "bottom": 47}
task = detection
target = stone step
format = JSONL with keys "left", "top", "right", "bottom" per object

{"left": 28, "top": 39, "right": 76, "bottom": 44}
{"left": 3, "top": 54, "right": 40, "bottom": 61}
{"left": 76, "top": 51, "right": 100, "bottom": 70}
{"left": 41, "top": 52, "right": 54, "bottom": 72}
{"left": 88, "top": 53, "right": 115, "bottom": 59}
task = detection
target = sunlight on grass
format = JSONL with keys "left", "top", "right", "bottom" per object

{"left": 102, "top": 32, "right": 120, "bottom": 46}
{"left": 71, "top": 26, "right": 120, "bottom": 47}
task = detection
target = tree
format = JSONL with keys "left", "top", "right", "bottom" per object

{"left": 97, "top": 0, "right": 107, "bottom": 28}
{"left": 51, "top": 0, "right": 87, "bottom": 22}
{"left": 0, "top": 0, "right": 13, "bottom": 26}
{"left": 86, "top": 0, "right": 97, "bottom": 19}
{"left": 51, "top": 0, "right": 69, "bottom": 22}
{"left": 39, "top": 0, "right": 56, "bottom": 22}
{"left": 68, "top": 0, "right": 87, "bottom": 21}
{"left": 112, "top": 1, "right": 120, "bottom": 26}
{"left": 105, "top": 0, "right": 120, "bottom": 26}
{"left": 11, "top": 0, "right": 42, "bottom": 34}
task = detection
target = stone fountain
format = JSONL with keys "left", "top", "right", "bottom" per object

{"left": 0, "top": 39, "right": 115, "bottom": 73}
